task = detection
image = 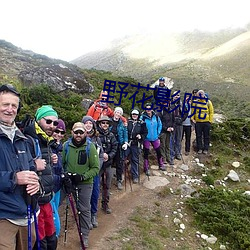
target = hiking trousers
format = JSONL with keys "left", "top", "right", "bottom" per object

{"left": 182, "top": 125, "right": 192, "bottom": 152}
{"left": 159, "top": 132, "right": 171, "bottom": 162}
{"left": 125, "top": 145, "right": 140, "bottom": 180}
{"left": 0, "top": 219, "right": 36, "bottom": 250}
{"left": 196, "top": 122, "right": 211, "bottom": 151}
{"left": 91, "top": 174, "right": 100, "bottom": 215}
{"left": 73, "top": 183, "right": 93, "bottom": 238}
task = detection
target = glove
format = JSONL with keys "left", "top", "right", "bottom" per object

{"left": 61, "top": 173, "right": 73, "bottom": 194}
{"left": 122, "top": 143, "right": 128, "bottom": 150}
{"left": 68, "top": 172, "right": 84, "bottom": 185}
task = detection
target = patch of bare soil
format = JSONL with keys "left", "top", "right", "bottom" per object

{"left": 58, "top": 133, "right": 207, "bottom": 249}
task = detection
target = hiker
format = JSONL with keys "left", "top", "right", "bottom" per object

{"left": 171, "top": 91, "right": 188, "bottom": 162}
{"left": 0, "top": 84, "right": 40, "bottom": 249}
{"left": 87, "top": 90, "right": 127, "bottom": 125}
{"left": 125, "top": 108, "right": 148, "bottom": 183}
{"left": 153, "top": 77, "right": 169, "bottom": 103}
{"left": 182, "top": 96, "right": 193, "bottom": 155}
{"left": 82, "top": 115, "right": 104, "bottom": 228}
{"left": 191, "top": 89, "right": 214, "bottom": 155}
{"left": 62, "top": 122, "right": 99, "bottom": 248}
{"left": 110, "top": 107, "right": 128, "bottom": 190}
{"left": 157, "top": 101, "right": 175, "bottom": 167}
{"left": 97, "top": 116, "right": 118, "bottom": 214}
{"left": 23, "top": 105, "right": 59, "bottom": 249}
{"left": 141, "top": 103, "right": 164, "bottom": 175}
{"left": 50, "top": 119, "right": 66, "bottom": 238}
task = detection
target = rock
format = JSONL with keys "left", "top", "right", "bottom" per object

{"left": 143, "top": 176, "right": 170, "bottom": 190}
{"left": 243, "top": 191, "right": 250, "bottom": 196}
{"left": 178, "top": 184, "right": 196, "bottom": 196}
{"left": 200, "top": 234, "right": 208, "bottom": 240}
{"left": 173, "top": 218, "right": 181, "bottom": 224}
{"left": 232, "top": 161, "right": 240, "bottom": 168}
{"left": 227, "top": 170, "right": 240, "bottom": 182}
{"left": 180, "top": 164, "right": 189, "bottom": 171}
{"left": 180, "top": 223, "right": 185, "bottom": 230}
{"left": 206, "top": 235, "right": 217, "bottom": 244}
{"left": 220, "top": 245, "right": 226, "bottom": 249}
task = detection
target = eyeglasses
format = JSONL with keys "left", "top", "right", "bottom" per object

{"left": 54, "top": 129, "right": 65, "bottom": 135}
{"left": 73, "top": 130, "right": 85, "bottom": 135}
{"left": 43, "top": 118, "right": 59, "bottom": 126}
{"left": 101, "top": 121, "right": 109, "bottom": 125}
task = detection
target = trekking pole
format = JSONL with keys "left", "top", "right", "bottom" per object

{"left": 102, "top": 169, "right": 107, "bottom": 212}
{"left": 33, "top": 202, "right": 41, "bottom": 250}
{"left": 64, "top": 198, "right": 69, "bottom": 244}
{"left": 125, "top": 157, "right": 133, "bottom": 192}
{"left": 27, "top": 196, "right": 32, "bottom": 250}
{"left": 68, "top": 193, "right": 85, "bottom": 250}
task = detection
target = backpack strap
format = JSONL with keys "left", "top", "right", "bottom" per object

{"left": 25, "top": 134, "right": 42, "bottom": 159}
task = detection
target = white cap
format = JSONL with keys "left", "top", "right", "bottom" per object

{"left": 131, "top": 109, "right": 139, "bottom": 115}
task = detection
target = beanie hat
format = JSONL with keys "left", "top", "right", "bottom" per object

{"left": 82, "top": 115, "right": 95, "bottom": 124}
{"left": 35, "top": 105, "right": 58, "bottom": 121}
{"left": 114, "top": 107, "right": 123, "bottom": 115}
{"left": 56, "top": 119, "right": 66, "bottom": 131}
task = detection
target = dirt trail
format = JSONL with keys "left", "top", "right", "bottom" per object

{"left": 57, "top": 152, "right": 197, "bottom": 250}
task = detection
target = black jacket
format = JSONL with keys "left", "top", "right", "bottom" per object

{"left": 97, "top": 127, "right": 118, "bottom": 167}
{"left": 127, "top": 118, "right": 148, "bottom": 146}
{"left": 24, "top": 121, "right": 55, "bottom": 205}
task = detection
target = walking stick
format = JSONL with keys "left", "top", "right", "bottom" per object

{"left": 64, "top": 198, "right": 69, "bottom": 244}
{"left": 27, "top": 196, "right": 32, "bottom": 250}
{"left": 68, "top": 193, "right": 85, "bottom": 250}
{"left": 102, "top": 168, "right": 107, "bottom": 212}
{"left": 124, "top": 157, "right": 133, "bottom": 192}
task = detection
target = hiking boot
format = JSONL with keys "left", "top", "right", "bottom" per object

{"left": 145, "top": 169, "right": 151, "bottom": 176}
{"left": 197, "top": 150, "right": 202, "bottom": 154}
{"left": 133, "top": 178, "right": 139, "bottom": 184}
{"left": 82, "top": 237, "right": 89, "bottom": 248}
{"left": 102, "top": 202, "right": 112, "bottom": 214}
{"left": 91, "top": 214, "right": 98, "bottom": 228}
{"left": 203, "top": 150, "right": 208, "bottom": 155}
{"left": 159, "top": 165, "right": 166, "bottom": 171}
{"left": 176, "top": 155, "right": 181, "bottom": 160}
{"left": 185, "top": 151, "right": 189, "bottom": 156}
{"left": 117, "top": 181, "right": 123, "bottom": 190}
{"left": 158, "top": 157, "right": 167, "bottom": 170}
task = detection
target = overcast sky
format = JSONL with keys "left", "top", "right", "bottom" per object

{"left": 1, "top": 0, "right": 249, "bottom": 61}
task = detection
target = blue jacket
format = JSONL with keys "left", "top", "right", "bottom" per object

{"left": 0, "top": 127, "right": 36, "bottom": 220}
{"left": 51, "top": 141, "right": 63, "bottom": 193}
{"left": 141, "top": 112, "right": 162, "bottom": 141}
{"left": 110, "top": 118, "right": 128, "bottom": 145}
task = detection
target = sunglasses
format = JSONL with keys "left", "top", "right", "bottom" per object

{"left": 43, "top": 117, "right": 59, "bottom": 126}
{"left": 73, "top": 130, "right": 85, "bottom": 135}
{"left": 132, "top": 113, "right": 139, "bottom": 115}
{"left": 54, "top": 129, "right": 65, "bottom": 135}
{"left": 101, "top": 121, "right": 109, "bottom": 125}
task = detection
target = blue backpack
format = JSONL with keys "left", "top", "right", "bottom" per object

{"left": 64, "top": 137, "right": 91, "bottom": 161}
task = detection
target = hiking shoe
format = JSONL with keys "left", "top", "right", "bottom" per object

{"left": 203, "top": 150, "right": 208, "bottom": 155}
{"left": 91, "top": 214, "right": 98, "bottom": 228}
{"left": 133, "top": 178, "right": 139, "bottom": 184}
{"left": 145, "top": 169, "right": 150, "bottom": 176}
{"left": 185, "top": 151, "right": 189, "bottom": 156}
{"left": 197, "top": 150, "right": 202, "bottom": 154}
{"left": 102, "top": 203, "right": 112, "bottom": 214}
{"left": 83, "top": 238, "right": 89, "bottom": 248}
{"left": 117, "top": 181, "right": 123, "bottom": 190}
{"left": 159, "top": 165, "right": 166, "bottom": 171}
{"left": 176, "top": 155, "right": 181, "bottom": 160}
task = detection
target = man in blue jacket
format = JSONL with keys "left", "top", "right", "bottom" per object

{"left": 0, "top": 84, "right": 40, "bottom": 249}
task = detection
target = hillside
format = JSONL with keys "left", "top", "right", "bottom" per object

{"left": 72, "top": 28, "right": 250, "bottom": 86}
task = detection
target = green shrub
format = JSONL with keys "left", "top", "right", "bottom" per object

{"left": 186, "top": 188, "right": 250, "bottom": 250}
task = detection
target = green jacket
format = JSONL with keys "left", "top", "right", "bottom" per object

{"left": 62, "top": 138, "right": 99, "bottom": 184}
